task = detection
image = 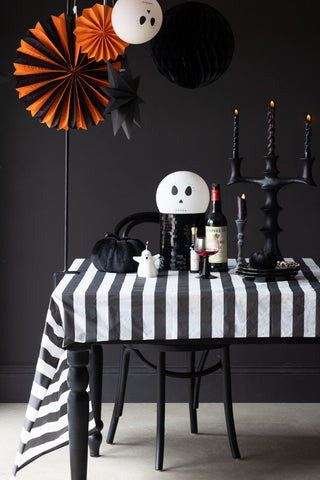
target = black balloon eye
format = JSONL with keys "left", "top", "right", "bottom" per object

{"left": 150, "top": 17, "right": 155, "bottom": 26}
{"left": 140, "top": 16, "right": 146, "bottom": 25}
{"left": 185, "top": 186, "right": 192, "bottom": 196}
{"left": 171, "top": 185, "right": 178, "bottom": 195}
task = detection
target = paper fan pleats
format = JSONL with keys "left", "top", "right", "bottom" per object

{"left": 14, "top": 13, "right": 119, "bottom": 130}
{"left": 74, "top": 3, "right": 129, "bottom": 63}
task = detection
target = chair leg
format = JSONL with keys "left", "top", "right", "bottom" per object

{"left": 88, "top": 344, "right": 104, "bottom": 457}
{"left": 221, "top": 346, "right": 240, "bottom": 459}
{"left": 188, "top": 351, "right": 198, "bottom": 434}
{"left": 106, "top": 346, "right": 131, "bottom": 444}
{"left": 155, "top": 351, "right": 166, "bottom": 471}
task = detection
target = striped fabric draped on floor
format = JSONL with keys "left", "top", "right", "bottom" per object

{"left": 11, "top": 257, "right": 320, "bottom": 478}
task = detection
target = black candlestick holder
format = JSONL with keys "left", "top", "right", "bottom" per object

{"left": 235, "top": 219, "right": 247, "bottom": 265}
{"left": 228, "top": 153, "right": 316, "bottom": 260}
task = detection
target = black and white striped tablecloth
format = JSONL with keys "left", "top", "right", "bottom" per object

{"left": 11, "top": 257, "right": 320, "bottom": 478}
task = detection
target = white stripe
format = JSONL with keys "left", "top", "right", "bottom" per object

{"left": 40, "top": 334, "right": 64, "bottom": 359}
{"left": 46, "top": 311, "right": 65, "bottom": 339}
{"left": 35, "top": 358, "right": 56, "bottom": 380}
{"left": 16, "top": 414, "right": 96, "bottom": 472}
{"left": 119, "top": 274, "right": 137, "bottom": 340}
{"left": 96, "top": 272, "right": 116, "bottom": 341}
{"left": 51, "top": 258, "right": 87, "bottom": 334}
{"left": 256, "top": 282, "right": 271, "bottom": 337}
{"left": 211, "top": 273, "right": 224, "bottom": 337}
{"left": 30, "top": 382, "right": 47, "bottom": 401}
{"left": 298, "top": 258, "right": 318, "bottom": 336}
{"left": 165, "top": 271, "right": 179, "bottom": 339}
{"left": 188, "top": 272, "right": 201, "bottom": 338}
{"left": 73, "top": 263, "right": 99, "bottom": 342}
{"left": 229, "top": 271, "right": 247, "bottom": 337}
{"left": 142, "top": 276, "right": 157, "bottom": 340}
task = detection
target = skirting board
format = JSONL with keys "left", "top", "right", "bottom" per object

{"left": 1, "top": 365, "right": 320, "bottom": 402}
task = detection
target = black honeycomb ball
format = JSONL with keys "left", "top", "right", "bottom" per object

{"left": 150, "top": 1, "right": 234, "bottom": 89}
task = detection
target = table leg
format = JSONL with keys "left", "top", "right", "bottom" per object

{"left": 88, "top": 344, "right": 104, "bottom": 456}
{"left": 67, "top": 349, "right": 90, "bottom": 480}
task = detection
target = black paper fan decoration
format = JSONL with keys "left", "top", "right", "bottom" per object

{"left": 150, "top": 1, "right": 234, "bottom": 89}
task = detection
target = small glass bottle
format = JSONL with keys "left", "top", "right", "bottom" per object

{"left": 190, "top": 226, "right": 200, "bottom": 273}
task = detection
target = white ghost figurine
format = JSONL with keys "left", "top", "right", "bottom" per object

{"left": 133, "top": 242, "right": 160, "bottom": 278}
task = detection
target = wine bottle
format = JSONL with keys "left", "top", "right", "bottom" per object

{"left": 189, "top": 226, "right": 200, "bottom": 273}
{"left": 206, "top": 183, "right": 228, "bottom": 272}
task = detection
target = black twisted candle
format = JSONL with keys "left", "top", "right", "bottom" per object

{"left": 304, "top": 114, "right": 312, "bottom": 158}
{"left": 267, "top": 100, "right": 275, "bottom": 157}
{"left": 232, "top": 109, "right": 239, "bottom": 159}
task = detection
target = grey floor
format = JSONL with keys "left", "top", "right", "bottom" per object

{"left": 2, "top": 403, "right": 320, "bottom": 480}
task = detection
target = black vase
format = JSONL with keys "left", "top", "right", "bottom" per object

{"left": 160, "top": 213, "right": 205, "bottom": 270}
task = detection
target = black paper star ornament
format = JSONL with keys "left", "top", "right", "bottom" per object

{"left": 103, "top": 61, "right": 144, "bottom": 140}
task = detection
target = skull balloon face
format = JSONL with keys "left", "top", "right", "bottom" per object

{"left": 156, "top": 171, "right": 210, "bottom": 214}
{"left": 112, "top": 0, "right": 163, "bottom": 45}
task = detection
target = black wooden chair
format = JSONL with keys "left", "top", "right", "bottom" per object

{"left": 102, "top": 212, "right": 240, "bottom": 470}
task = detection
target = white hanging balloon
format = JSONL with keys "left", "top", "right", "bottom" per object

{"left": 156, "top": 171, "right": 210, "bottom": 214}
{"left": 111, "top": 0, "right": 163, "bottom": 45}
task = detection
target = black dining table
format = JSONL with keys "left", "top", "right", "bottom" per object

{"left": 11, "top": 257, "right": 320, "bottom": 480}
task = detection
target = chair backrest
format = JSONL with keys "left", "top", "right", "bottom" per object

{"left": 114, "top": 212, "right": 160, "bottom": 238}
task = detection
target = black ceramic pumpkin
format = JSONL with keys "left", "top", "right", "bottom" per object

{"left": 249, "top": 249, "right": 277, "bottom": 270}
{"left": 91, "top": 233, "right": 145, "bottom": 273}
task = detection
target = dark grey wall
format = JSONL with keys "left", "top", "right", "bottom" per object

{"left": 1, "top": 0, "right": 320, "bottom": 402}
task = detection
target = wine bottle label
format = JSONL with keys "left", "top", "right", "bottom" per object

{"left": 206, "top": 226, "right": 227, "bottom": 264}
{"left": 190, "top": 249, "right": 200, "bottom": 272}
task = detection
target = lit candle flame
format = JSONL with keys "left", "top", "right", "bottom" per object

{"left": 241, "top": 193, "right": 246, "bottom": 200}
{"left": 146, "top": 241, "right": 149, "bottom": 250}
{"left": 307, "top": 114, "right": 311, "bottom": 122}
{"left": 270, "top": 100, "right": 275, "bottom": 108}
{"left": 234, "top": 109, "right": 238, "bottom": 116}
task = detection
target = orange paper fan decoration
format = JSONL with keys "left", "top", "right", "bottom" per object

{"left": 14, "top": 12, "right": 120, "bottom": 130}
{"left": 74, "top": 3, "right": 129, "bottom": 63}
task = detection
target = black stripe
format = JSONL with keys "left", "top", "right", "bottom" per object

{"left": 49, "top": 297, "right": 63, "bottom": 327}
{"left": 32, "top": 403, "right": 68, "bottom": 429}
{"left": 108, "top": 274, "right": 126, "bottom": 340}
{"left": 85, "top": 272, "right": 105, "bottom": 343}
{"left": 200, "top": 277, "right": 212, "bottom": 338}
{"left": 39, "top": 344, "right": 61, "bottom": 368}
{"left": 299, "top": 258, "right": 320, "bottom": 336}
{"left": 131, "top": 276, "right": 146, "bottom": 340}
{"left": 243, "top": 278, "right": 259, "bottom": 337}
{"left": 177, "top": 272, "right": 189, "bottom": 339}
{"left": 267, "top": 280, "right": 281, "bottom": 337}
{"left": 34, "top": 370, "right": 52, "bottom": 390}
{"left": 287, "top": 258, "right": 305, "bottom": 337}
{"left": 154, "top": 271, "right": 168, "bottom": 339}
{"left": 220, "top": 272, "right": 236, "bottom": 337}
{"left": 23, "top": 408, "right": 94, "bottom": 453}
{"left": 61, "top": 261, "right": 90, "bottom": 345}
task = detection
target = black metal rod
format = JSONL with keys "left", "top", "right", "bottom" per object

{"left": 188, "top": 351, "right": 198, "bottom": 434}
{"left": 155, "top": 351, "right": 165, "bottom": 471}
{"left": 66, "top": 0, "right": 72, "bottom": 15}
{"left": 64, "top": 130, "right": 69, "bottom": 272}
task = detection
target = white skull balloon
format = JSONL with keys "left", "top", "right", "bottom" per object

{"left": 112, "top": 0, "right": 163, "bottom": 45}
{"left": 156, "top": 171, "right": 210, "bottom": 214}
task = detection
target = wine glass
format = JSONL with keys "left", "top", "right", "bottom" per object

{"left": 194, "top": 236, "right": 218, "bottom": 279}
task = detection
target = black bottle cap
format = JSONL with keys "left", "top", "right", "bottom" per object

{"left": 211, "top": 183, "right": 220, "bottom": 190}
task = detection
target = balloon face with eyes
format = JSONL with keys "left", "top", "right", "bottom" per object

{"left": 112, "top": 0, "right": 163, "bottom": 45}
{"left": 156, "top": 171, "right": 210, "bottom": 214}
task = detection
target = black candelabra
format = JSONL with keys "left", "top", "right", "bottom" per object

{"left": 228, "top": 103, "right": 316, "bottom": 260}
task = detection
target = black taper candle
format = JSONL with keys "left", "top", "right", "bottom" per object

{"left": 304, "top": 114, "right": 312, "bottom": 158}
{"left": 267, "top": 100, "right": 275, "bottom": 157}
{"left": 233, "top": 109, "right": 239, "bottom": 159}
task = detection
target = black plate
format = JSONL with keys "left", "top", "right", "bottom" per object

{"left": 236, "top": 261, "right": 300, "bottom": 282}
